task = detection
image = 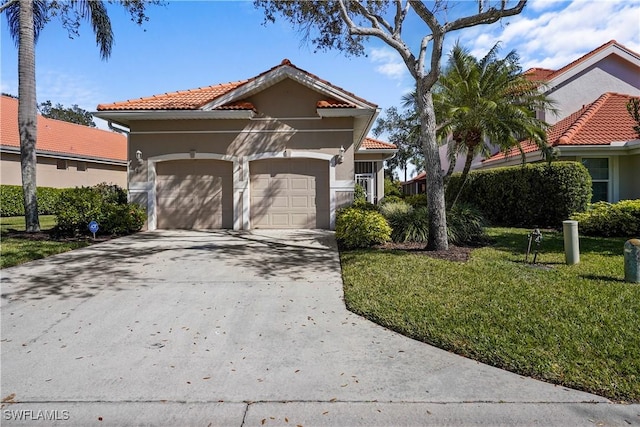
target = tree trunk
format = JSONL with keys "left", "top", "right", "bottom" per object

{"left": 18, "top": 0, "right": 39, "bottom": 232}
{"left": 417, "top": 81, "right": 448, "bottom": 251}
{"left": 449, "top": 144, "right": 476, "bottom": 209}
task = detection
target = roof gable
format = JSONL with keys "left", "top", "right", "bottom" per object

{"left": 1, "top": 95, "right": 126, "bottom": 162}
{"left": 97, "top": 59, "right": 376, "bottom": 113}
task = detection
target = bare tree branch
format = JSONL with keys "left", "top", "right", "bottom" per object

{"left": 444, "top": 0, "right": 527, "bottom": 32}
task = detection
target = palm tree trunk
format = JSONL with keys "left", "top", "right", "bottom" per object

{"left": 18, "top": 0, "right": 40, "bottom": 232}
{"left": 449, "top": 145, "right": 476, "bottom": 209}
{"left": 417, "top": 80, "right": 448, "bottom": 251}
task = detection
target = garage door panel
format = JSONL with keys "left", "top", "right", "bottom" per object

{"left": 156, "top": 159, "right": 233, "bottom": 229}
{"left": 250, "top": 158, "right": 329, "bottom": 229}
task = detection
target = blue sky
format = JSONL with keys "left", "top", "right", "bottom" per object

{"left": 1, "top": 0, "right": 639, "bottom": 166}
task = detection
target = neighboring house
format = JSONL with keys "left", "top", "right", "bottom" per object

{"left": 406, "top": 40, "right": 640, "bottom": 200}
{"left": 401, "top": 171, "right": 426, "bottom": 195}
{"left": 1, "top": 95, "right": 127, "bottom": 188}
{"left": 479, "top": 40, "right": 640, "bottom": 203}
{"left": 481, "top": 92, "right": 640, "bottom": 202}
{"left": 95, "top": 59, "right": 396, "bottom": 230}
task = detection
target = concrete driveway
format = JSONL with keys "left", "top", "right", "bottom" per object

{"left": 1, "top": 230, "right": 637, "bottom": 426}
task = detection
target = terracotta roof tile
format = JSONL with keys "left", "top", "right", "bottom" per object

{"left": 523, "top": 67, "right": 555, "bottom": 82}
{"left": 317, "top": 99, "right": 356, "bottom": 108}
{"left": 361, "top": 137, "right": 397, "bottom": 149}
{"left": 486, "top": 92, "right": 638, "bottom": 162}
{"left": 216, "top": 101, "right": 256, "bottom": 111}
{"left": 1, "top": 95, "right": 126, "bottom": 162}
{"left": 97, "top": 59, "right": 377, "bottom": 111}
{"left": 402, "top": 171, "right": 426, "bottom": 184}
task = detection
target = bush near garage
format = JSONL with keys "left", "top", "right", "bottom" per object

{"left": 447, "top": 161, "right": 591, "bottom": 227}
{"left": 571, "top": 200, "right": 640, "bottom": 237}
{"left": 335, "top": 206, "right": 391, "bottom": 249}
{"left": 54, "top": 184, "right": 145, "bottom": 236}
{"left": 0, "top": 185, "right": 64, "bottom": 216}
{"left": 403, "top": 193, "right": 428, "bottom": 208}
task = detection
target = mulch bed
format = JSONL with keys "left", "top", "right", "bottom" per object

{"left": 374, "top": 241, "right": 475, "bottom": 262}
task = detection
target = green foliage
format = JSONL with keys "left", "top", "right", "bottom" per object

{"left": 384, "top": 177, "right": 403, "bottom": 198}
{"left": 0, "top": 185, "right": 64, "bottom": 216}
{"left": 380, "top": 200, "right": 487, "bottom": 245}
{"left": 447, "top": 203, "right": 488, "bottom": 245}
{"left": 448, "top": 161, "right": 592, "bottom": 227}
{"left": 39, "top": 100, "right": 96, "bottom": 127}
{"left": 54, "top": 184, "right": 145, "bottom": 236}
{"left": 403, "top": 193, "right": 428, "bottom": 208}
{"left": 335, "top": 206, "right": 391, "bottom": 249}
{"left": 353, "top": 183, "right": 367, "bottom": 203}
{"left": 571, "top": 200, "right": 640, "bottom": 237}
{"left": 380, "top": 195, "right": 403, "bottom": 205}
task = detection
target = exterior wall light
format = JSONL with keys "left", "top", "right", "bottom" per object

{"left": 337, "top": 146, "right": 345, "bottom": 163}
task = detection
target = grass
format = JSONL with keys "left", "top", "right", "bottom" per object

{"left": 0, "top": 215, "right": 90, "bottom": 269}
{"left": 340, "top": 227, "right": 640, "bottom": 403}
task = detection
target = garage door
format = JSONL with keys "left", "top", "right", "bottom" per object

{"left": 250, "top": 158, "right": 329, "bottom": 229}
{"left": 156, "top": 159, "right": 233, "bottom": 229}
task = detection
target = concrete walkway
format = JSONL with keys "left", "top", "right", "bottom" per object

{"left": 1, "top": 230, "right": 637, "bottom": 426}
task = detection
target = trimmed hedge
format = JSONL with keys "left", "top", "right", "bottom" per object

{"left": 0, "top": 185, "right": 64, "bottom": 216}
{"left": 55, "top": 184, "right": 145, "bottom": 236}
{"left": 447, "top": 162, "right": 592, "bottom": 227}
{"left": 571, "top": 200, "right": 640, "bottom": 237}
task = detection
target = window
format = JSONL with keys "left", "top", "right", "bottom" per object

{"left": 581, "top": 158, "right": 609, "bottom": 202}
{"left": 77, "top": 161, "right": 87, "bottom": 172}
{"left": 56, "top": 159, "right": 67, "bottom": 170}
{"left": 355, "top": 161, "right": 375, "bottom": 174}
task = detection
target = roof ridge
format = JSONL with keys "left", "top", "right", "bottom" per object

{"left": 557, "top": 93, "right": 612, "bottom": 145}
{"left": 546, "top": 40, "right": 640, "bottom": 81}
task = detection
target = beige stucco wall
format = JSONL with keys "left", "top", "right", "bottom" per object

{"left": 1, "top": 152, "right": 126, "bottom": 188}
{"left": 544, "top": 55, "right": 640, "bottom": 124}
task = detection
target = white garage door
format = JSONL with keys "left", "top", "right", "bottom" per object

{"left": 156, "top": 159, "right": 233, "bottom": 229}
{"left": 250, "top": 158, "right": 329, "bottom": 229}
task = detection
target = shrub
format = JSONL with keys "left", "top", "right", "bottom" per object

{"left": 384, "top": 177, "right": 402, "bottom": 198}
{"left": 379, "top": 201, "right": 412, "bottom": 218}
{"left": 571, "top": 200, "right": 640, "bottom": 237}
{"left": 336, "top": 206, "right": 391, "bottom": 249}
{"left": 387, "top": 206, "right": 431, "bottom": 243}
{"left": 448, "top": 161, "right": 591, "bottom": 227}
{"left": 379, "top": 195, "right": 403, "bottom": 205}
{"left": 54, "top": 184, "right": 145, "bottom": 236}
{"left": 447, "top": 203, "right": 488, "bottom": 245}
{"left": 354, "top": 183, "right": 367, "bottom": 203}
{"left": 0, "top": 185, "right": 64, "bottom": 216}
{"left": 404, "top": 193, "right": 428, "bottom": 208}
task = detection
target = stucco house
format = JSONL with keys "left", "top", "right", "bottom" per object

{"left": 95, "top": 59, "right": 396, "bottom": 230}
{"left": 406, "top": 40, "right": 640, "bottom": 201}
{"left": 479, "top": 40, "right": 640, "bottom": 203}
{"left": 0, "top": 95, "right": 127, "bottom": 188}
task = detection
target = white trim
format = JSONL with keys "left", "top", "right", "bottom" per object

{"left": 94, "top": 110, "right": 254, "bottom": 125}
{"left": 317, "top": 108, "right": 376, "bottom": 117}
{"left": 243, "top": 151, "right": 338, "bottom": 230}
{"left": 0, "top": 146, "right": 127, "bottom": 166}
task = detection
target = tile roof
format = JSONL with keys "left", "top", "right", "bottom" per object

{"left": 523, "top": 67, "right": 555, "bottom": 82}
{"left": 361, "top": 137, "right": 397, "bottom": 149}
{"left": 486, "top": 92, "right": 639, "bottom": 162}
{"left": 317, "top": 99, "right": 356, "bottom": 108}
{"left": 402, "top": 171, "right": 426, "bottom": 184}
{"left": 98, "top": 59, "right": 376, "bottom": 111}
{"left": 1, "top": 95, "right": 127, "bottom": 162}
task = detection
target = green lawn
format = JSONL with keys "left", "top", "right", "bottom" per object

{"left": 0, "top": 216, "right": 90, "bottom": 269}
{"left": 340, "top": 228, "right": 639, "bottom": 403}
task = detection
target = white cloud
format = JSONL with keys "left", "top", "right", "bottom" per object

{"left": 457, "top": 0, "right": 640, "bottom": 71}
{"left": 369, "top": 47, "right": 407, "bottom": 81}
{"left": 37, "top": 69, "right": 107, "bottom": 113}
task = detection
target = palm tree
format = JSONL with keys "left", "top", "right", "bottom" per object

{"left": 2, "top": 0, "right": 115, "bottom": 231}
{"left": 434, "top": 42, "right": 555, "bottom": 208}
